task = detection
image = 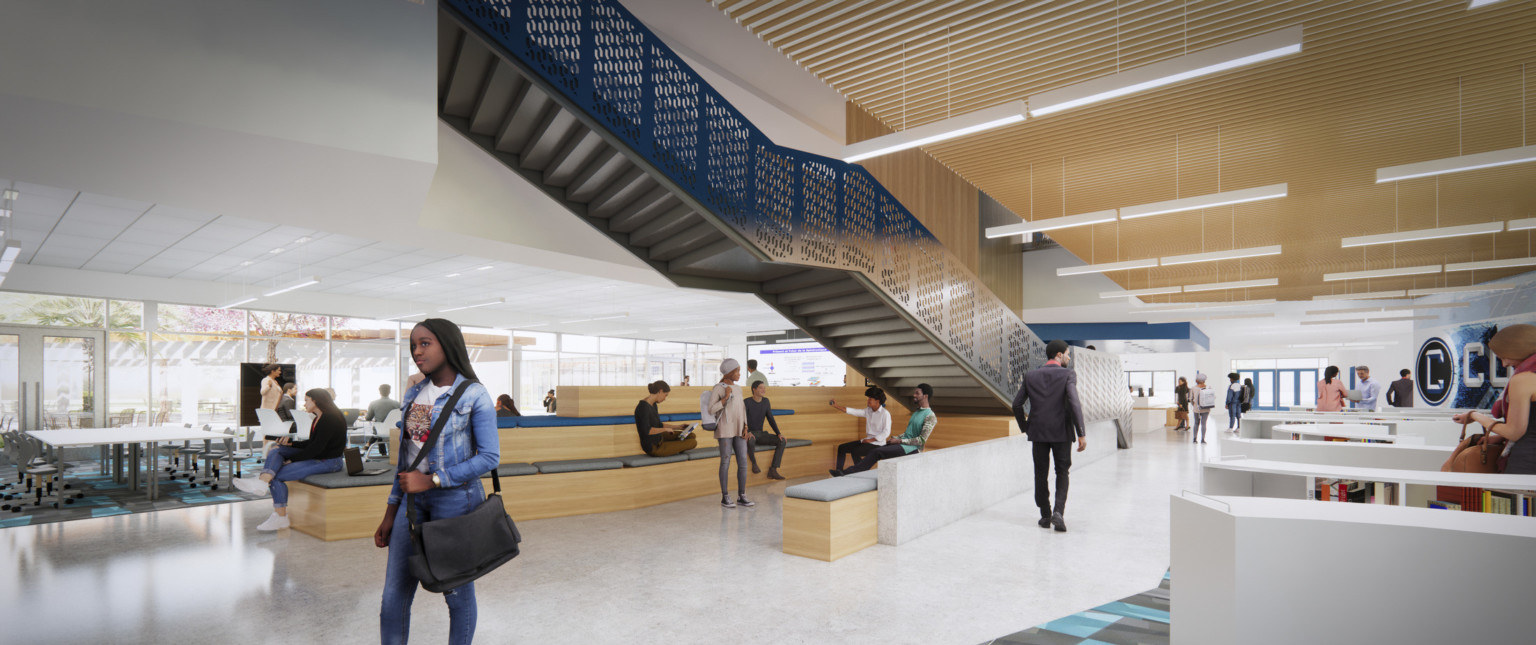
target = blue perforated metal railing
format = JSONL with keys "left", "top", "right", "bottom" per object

{"left": 444, "top": 0, "right": 1044, "bottom": 400}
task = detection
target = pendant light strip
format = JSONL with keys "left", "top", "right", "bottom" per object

{"left": 1375, "top": 144, "right": 1536, "bottom": 183}
{"left": 1445, "top": 256, "right": 1536, "bottom": 272}
{"left": 985, "top": 209, "right": 1117, "bottom": 238}
{"left": 1322, "top": 264, "right": 1441, "bottom": 282}
{"left": 1119, "top": 183, "right": 1288, "bottom": 220}
{"left": 1340, "top": 222, "right": 1505, "bottom": 248}
{"left": 842, "top": 100, "right": 1027, "bottom": 163}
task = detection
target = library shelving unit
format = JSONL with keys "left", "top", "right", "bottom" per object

{"left": 1217, "top": 435, "right": 1451, "bottom": 471}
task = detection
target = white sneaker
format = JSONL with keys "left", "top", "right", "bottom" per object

{"left": 232, "top": 477, "right": 270, "bottom": 496}
{"left": 256, "top": 513, "right": 290, "bottom": 531}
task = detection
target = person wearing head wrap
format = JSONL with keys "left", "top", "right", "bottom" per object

{"left": 1192, "top": 373, "right": 1214, "bottom": 444}
{"left": 1454, "top": 324, "right": 1536, "bottom": 474}
{"left": 709, "top": 358, "right": 755, "bottom": 508}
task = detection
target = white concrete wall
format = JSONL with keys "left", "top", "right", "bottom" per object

{"left": 877, "top": 420, "right": 1118, "bottom": 545}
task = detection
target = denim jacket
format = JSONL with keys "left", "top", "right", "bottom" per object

{"left": 387, "top": 374, "right": 500, "bottom": 505}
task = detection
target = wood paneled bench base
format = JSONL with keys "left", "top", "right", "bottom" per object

{"left": 781, "top": 491, "right": 878, "bottom": 562}
{"left": 287, "top": 444, "right": 827, "bottom": 541}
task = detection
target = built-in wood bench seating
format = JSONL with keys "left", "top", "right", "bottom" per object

{"left": 286, "top": 411, "right": 827, "bottom": 541}
{"left": 782, "top": 471, "right": 879, "bottom": 561}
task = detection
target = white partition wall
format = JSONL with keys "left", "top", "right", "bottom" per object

{"left": 876, "top": 419, "right": 1119, "bottom": 545}
{"left": 1172, "top": 495, "right": 1535, "bottom": 645}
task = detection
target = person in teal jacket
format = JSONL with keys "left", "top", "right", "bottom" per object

{"left": 832, "top": 383, "right": 937, "bottom": 476}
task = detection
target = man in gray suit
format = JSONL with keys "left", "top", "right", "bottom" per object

{"left": 1011, "top": 339, "right": 1087, "bottom": 533}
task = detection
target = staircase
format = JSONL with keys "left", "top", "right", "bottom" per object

{"left": 435, "top": 0, "right": 1129, "bottom": 424}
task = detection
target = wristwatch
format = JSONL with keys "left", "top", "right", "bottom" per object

{"left": 430, "top": 473, "right": 441, "bottom": 488}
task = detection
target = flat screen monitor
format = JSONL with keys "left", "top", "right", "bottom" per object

{"left": 240, "top": 362, "right": 296, "bottom": 427}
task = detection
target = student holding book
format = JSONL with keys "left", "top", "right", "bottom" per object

{"left": 1453, "top": 324, "right": 1536, "bottom": 475}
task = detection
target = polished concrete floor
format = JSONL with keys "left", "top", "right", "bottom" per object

{"left": 0, "top": 429, "right": 1210, "bottom": 644}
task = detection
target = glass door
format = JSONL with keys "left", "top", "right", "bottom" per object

{"left": 2, "top": 326, "right": 107, "bottom": 430}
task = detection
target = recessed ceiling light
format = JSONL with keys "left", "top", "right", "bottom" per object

{"left": 219, "top": 296, "right": 258, "bottom": 309}
{"left": 262, "top": 276, "right": 320, "bottom": 297}
{"left": 408, "top": 281, "right": 420, "bottom": 286}
{"left": 294, "top": 236, "right": 313, "bottom": 244}
{"left": 0, "top": 208, "right": 10, "bottom": 218}
{"left": 1, "top": 189, "right": 17, "bottom": 201}
{"left": 268, "top": 248, "right": 285, "bottom": 254}
{"left": 446, "top": 273, "right": 461, "bottom": 278}
{"left": 477, "top": 265, "right": 493, "bottom": 271}
{"left": 239, "top": 260, "right": 254, "bottom": 267}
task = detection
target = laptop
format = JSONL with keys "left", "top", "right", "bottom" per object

{"left": 344, "top": 447, "right": 392, "bottom": 476}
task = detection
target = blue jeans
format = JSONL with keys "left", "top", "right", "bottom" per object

{"left": 381, "top": 481, "right": 484, "bottom": 645}
{"left": 1228, "top": 406, "right": 1242, "bottom": 430}
{"left": 262, "top": 446, "right": 342, "bottom": 508}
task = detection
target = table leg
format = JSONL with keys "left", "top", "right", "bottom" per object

{"left": 148, "top": 442, "right": 157, "bottom": 500}
{"left": 129, "top": 443, "right": 140, "bottom": 492}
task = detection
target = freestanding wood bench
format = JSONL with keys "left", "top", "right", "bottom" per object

{"left": 781, "top": 471, "right": 879, "bottom": 561}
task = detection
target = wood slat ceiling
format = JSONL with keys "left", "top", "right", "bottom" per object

{"left": 713, "top": 0, "right": 1536, "bottom": 302}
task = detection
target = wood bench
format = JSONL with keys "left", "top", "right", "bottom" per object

{"left": 781, "top": 471, "right": 879, "bottom": 561}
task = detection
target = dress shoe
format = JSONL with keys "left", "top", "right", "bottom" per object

{"left": 828, "top": 469, "right": 844, "bottom": 477}
{"left": 1051, "top": 512, "right": 1067, "bottom": 532}
{"left": 1038, "top": 516, "right": 1052, "bottom": 529}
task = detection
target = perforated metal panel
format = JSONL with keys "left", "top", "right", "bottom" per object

{"left": 444, "top": 0, "right": 1128, "bottom": 424}
{"left": 1069, "top": 347, "right": 1134, "bottom": 432}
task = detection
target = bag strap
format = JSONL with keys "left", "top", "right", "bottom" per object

{"left": 405, "top": 380, "right": 490, "bottom": 526}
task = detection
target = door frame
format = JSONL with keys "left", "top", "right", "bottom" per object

{"left": 0, "top": 325, "right": 108, "bottom": 430}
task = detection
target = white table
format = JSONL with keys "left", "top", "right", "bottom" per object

{"left": 27, "top": 427, "right": 229, "bottom": 500}
{"left": 1271, "top": 423, "right": 1401, "bottom": 443}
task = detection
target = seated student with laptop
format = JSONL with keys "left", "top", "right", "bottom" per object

{"left": 234, "top": 388, "right": 349, "bottom": 531}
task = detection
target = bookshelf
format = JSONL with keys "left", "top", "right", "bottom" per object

{"left": 1218, "top": 435, "right": 1450, "bottom": 471}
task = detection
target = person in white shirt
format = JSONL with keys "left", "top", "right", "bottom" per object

{"left": 1354, "top": 366, "right": 1381, "bottom": 411}
{"left": 828, "top": 387, "right": 891, "bottom": 473}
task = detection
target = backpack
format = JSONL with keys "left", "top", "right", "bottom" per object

{"left": 1197, "top": 387, "right": 1217, "bottom": 409}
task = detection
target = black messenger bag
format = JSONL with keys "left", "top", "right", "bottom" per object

{"left": 403, "top": 380, "right": 522, "bottom": 593}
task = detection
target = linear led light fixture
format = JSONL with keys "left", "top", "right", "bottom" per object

{"left": 1406, "top": 284, "right": 1517, "bottom": 296}
{"left": 1161, "top": 245, "right": 1284, "bottom": 267}
{"left": 379, "top": 312, "right": 427, "bottom": 322}
{"left": 1300, "top": 318, "right": 1367, "bottom": 325}
{"left": 0, "top": 240, "right": 20, "bottom": 272}
{"left": 842, "top": 100, "right": 1027, "bottom": 163}
{"left": 1469, "top": 0, "right": 1509, "bottom": 8}
{"left": 1027, "top": 26, "right": 1304, "bottom": 117}
{"left": 1, "top": 189, "right": 16, "bottom": 201}
{"left": 219, "top": 296, "right": 258, "bottom": 309}
{"left": 1120, "top": 184, "right": 1288, "bottom": 221}
{"left": 1376, "top": 144, "right": 1536, "bottom": 183}
{"left": 1099, "top": 285, "right": 1183, "bottom": 299}
{"left": 0, "top": 208, "right": 10, "bottom": 218}
{"left": 560, "top": 313, "right": 629, "bottom": 324}
{"left": 1322, "top": 264, "right": 1441, "bottom": 282}
{"left": 1150, "top": 312, "right": 1276, "bottom": 322}
{"left": 1304, "top": 306, "right": 1384, "bottom": 315}
{"left": 1135, "top": 298, "right": 1277, "bottom": 313}
{"left": 1508, "top": 217, "right": 1536, "bottom": 232}
{"left": 438, "top": 297, "right": 504, "bottom": 313}
{"left": 1446, "top": 256, "right": 1536, "bottom": 272}
{"left": 262, "top": 276, "right": 320, "bottom": 297}
{"left": 1311, "top": 290, "right": 1408, "bottom": 301}
{"left": 1056, "top": 257, "right": 1160, "bottom": 276}
{"left": 1181, "top": 277, "right": 1280, "bottom": 293}
{"left": 1367, "top": 315, "right": 1439, "bottom": 323}
{"left": 1341, "top": 221, "right": 1505, "bottom": 248}
{"left": 985, "top": 209, "right": 1117, "bottom": 238}
{"left": 1380, "top": 302, "right": 1470, "bottom": 312}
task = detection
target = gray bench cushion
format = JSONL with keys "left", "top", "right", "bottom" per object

{"left": 785, "top": 476, "right": 877, "bottom": 502}
{"left": 619, "top": 453, "right": 689, "bottom": 467}
{"left": 495, "top": 463, "right": 539, "bottom": 477}
{"left": 300, "top": 468, "right": 394, "bottom": 489}
{"left": 845, "top": 470, "right": 879, "bottom": 482}
{"left": 533, "top": 458, "right": 625, "bottom": 474}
